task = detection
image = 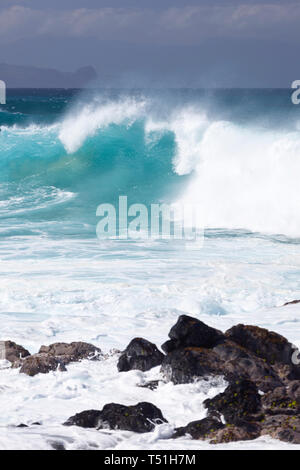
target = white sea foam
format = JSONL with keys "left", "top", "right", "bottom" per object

{"left": 59, "top": 97, "right": 147, "bottom": 154}
{"left": 164, "top": 113, "right": 300, "bottom": 237}
{"left": 146, "top": 108, "right": 208, "bottom": 175}
{"left": 0, "top": 358, "right": 297, "bottom": 450}
{"left": 0, "top": 186, "right": 75, "bottom": 216}
{"left": 146, "top": 104, "right": 300, "bottom": 237}
{"left": 0, "top": 234, "right": 299, "bottom": 449}
{"left": 0, "top": 123, "right": 58, "bottom": 134}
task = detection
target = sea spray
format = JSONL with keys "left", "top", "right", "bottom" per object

{"left": 1, "top": 89, "right": 300, "bottom": 238}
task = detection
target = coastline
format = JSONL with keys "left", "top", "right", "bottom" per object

{"left": 0, "top": 309, "right": 299, "bottom": 450}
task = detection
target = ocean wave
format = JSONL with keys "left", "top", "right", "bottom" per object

{"left": 1, "top": 94, "right": 300, "bottom": 237}
{"left": 0, "top": 185, "right": 76, "bottom": 218}
{"left": 176, "top": 120, "right": 300, "bottom": 237}
{"left": 59, "top": 96, "right": 147, "bottom": 153}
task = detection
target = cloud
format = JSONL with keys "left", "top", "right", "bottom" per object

{"left": 0, "top": 3, "right": 299, "bottom": 45}
{"left": 0, "top": 6, "right": 42, "bottom": 39}
{"left": 159, "top": 4, "right": 300, "bottom": 40}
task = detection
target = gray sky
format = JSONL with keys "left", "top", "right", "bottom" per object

{"left": 0, "top": 1, "right": 299, "bottom": 87}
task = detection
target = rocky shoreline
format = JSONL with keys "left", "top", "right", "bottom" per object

{"left": 2, "top": 314, "right": 300, "bottom": 446}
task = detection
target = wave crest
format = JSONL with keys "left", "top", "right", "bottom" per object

{"left": 59, "top": 97, "right": 147, "bottom": 153}
{"left": 2, "top": 94, "right": 300, "bottom": 237}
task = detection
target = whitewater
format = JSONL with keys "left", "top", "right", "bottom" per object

{"left": 0, "top": 89, "right": 300, "bottom": 449}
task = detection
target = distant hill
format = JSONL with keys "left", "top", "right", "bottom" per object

{"left": 0, "top": 63, "right": 97, "bottom": 88}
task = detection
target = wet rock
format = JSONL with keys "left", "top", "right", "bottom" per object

{"left": 0, "top": 340, "right": 30, "bottom": 364}
{"left": 272, "top": 362, "right": 300, "bottom": 383}
{"left": 97, "top": 402, "right": 167, "bottom": 433}
{"left": 261, "top": 385, "right": 300, "bottom": 416}
{"left": 225, "top": 324, "right": 296, "bottom": 366}
{"left": 117, "top": 338, "right": 164, "bottom": 372}
{"left": 64, "top": 402, "right": 167, "bottom": 433}
{"left": 288, "top": 380, "right": 300, "bottom": 400}
{"left": 204, "top": 379, "right": 262, "bottom": 425}
{"left": 277, "top": 428, "right": 300, "bottom": 444}
{"left": 64, "top": 410, "right": 102, "bottom": 428}
{"left": 283, "top": 300, "right": 300, "bottom": 306}
{"left": 261, "top": 414, "right": 300, "bottom": 444}
{"left": 161, "top": 339, "right": 281, "bottom": 391}
{"left": 174, "top": 417, "right": 224, "bottom": 439}
{"left": 39, "top": 342, "right": 102, "bottom": 365}
{"left": 173, "top": 414, "right": 261, "bottom": 444}
{"left": 210, "top": 423, "right": 261, "bottom": 444}
{"left": 17, "top": 422, "right": 41, "bottom": 427}
{"left": 261, "top": 386, "right": 289, "bottom": 414}
{"left": 19, "top": 354, "right": 67, "bottom": 376}
{"left": 161, "top": 315, "right": 224, "bottom": 353}
{"left": 138, "top": 380, "right": 160, "bottom": 391}
{"left": 160, "top": 317, "right": 285, "bottom": 392}
{"left": 161, "top": 339, "right": 177, "bottom": 354}
{"left": 50, "top": 441, "right": 66, "bottom": 451}
{"left": 161, "top": 347, "right": 224, "bottom": 384}
{"left": 213, "top": 340, "right": 283, "bottom": 392}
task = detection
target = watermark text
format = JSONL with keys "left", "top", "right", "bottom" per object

{"left": 0, "top": 80, "right": 6, "bottom": 105}
{"left": 96, "top": 196, "right": 203, "bottom": 248}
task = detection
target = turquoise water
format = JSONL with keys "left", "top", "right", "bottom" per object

{"left": 1, "top": 88, "right": 300, "bottom": 239}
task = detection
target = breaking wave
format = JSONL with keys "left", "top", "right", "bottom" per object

{"left": 1, "top": 92, "right": 300, "bottom": 237}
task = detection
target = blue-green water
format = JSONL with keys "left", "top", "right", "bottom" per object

{"left": 1, "top": 88, "right": 300, "bottom": 239}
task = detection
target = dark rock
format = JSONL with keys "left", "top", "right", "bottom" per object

{"left": 210, "top": 423, "right": 261, "bottom": 444}
{"left": 160, "top": 317, "right": 296, "bottom": 392}
{"left": 174, "top": 417, "right": 224, "bottom": 439}
{"left": 261, "top": 385, "right": 300, "bottom": 416}
{"left": 161, "top": 317, "right": 285, "bottom": 392}
{"left": 288, "top": 381, "right": 300, "bottom": 400}
{"left": 283, "top": 300, "right": 300, "bottom": 306}
{"left": 272, "top": 362, "right": 300, "bottom": 384}
{"left": 97, "top": 402, "right": 167, "bottom": 433}
{"left": 161, "top": 340, "right": 282, "bottom": 391}
{"left": 64, "top": 410, "right": 102, "bottom": 428}
{"left": 277, "top": 428, "right": 300, "bottom": 444}
{"left": 261, "top": 414, "right": 300, "bottom": 444}
{"left": 65, "top": 402, "right": 167, "bottom": 433}
{"left": 17, "top": 422, "right": 41, "bottom": 427}
{"left": 225, "top": 324, "right": 296, "bottom": 366}
{"left": 38, "top": 342, "right": 102, "bottom": 365}
{"left": 273, "top": 363, "right": 300, "bottom": 389}
{"left": 50, "top": 441, "right": 66, "bottom": 451}
{"left": 213, "top": 340, "right": 283, "bottom": 392}
{"left": 161, "top": 340, "right": 178, "bottom": 354}
{"left": 0, "top": 340, "right": 30, "bottom": 364}
{"left": 161, "top": 315, "right": 224, "bottom": 353}
{"left": 19, "top": 354, "right": 67, "bottom": 376}
{"left": 161, "top": 347, "right": 224, "bottom": 384}
{"left": 117, "top": 338, "right": 164, "bottom": 372}
{"left": 173, "top": 414, "right": 261, "bottom": 443}
{"left": 138, "top": 380, "right": 160, "bottom": 391}
{"left": 204, "top": 379, "right": 262, "bottom": 425}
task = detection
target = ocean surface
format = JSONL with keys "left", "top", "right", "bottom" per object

{"left": 0, "top": 88, "right": 300, "bottom": 450}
